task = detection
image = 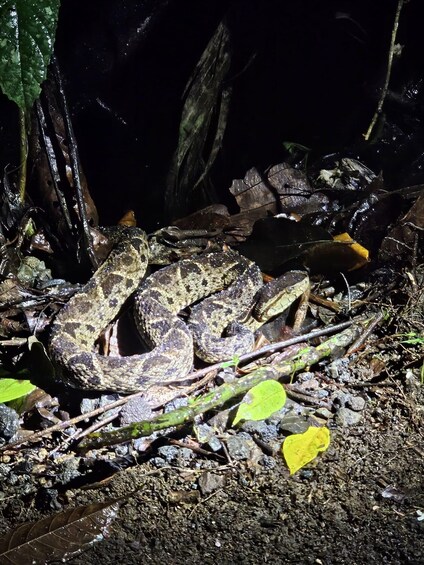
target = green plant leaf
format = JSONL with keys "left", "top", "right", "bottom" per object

{"left": 0, "top": 0, "right": 61, "bottom": 110}
{"left": 399, "top": 332, "right": 424, "bottom": 346}
{"left": 0, "top": 378, "right": 36, "bottom": 403}
{"left": 282, "top": 426, "right": 330, "bottom": 475}
{"left": 220, "top": 355, "right": 240, "bottom": 369}
{"left": 233, "top": 380, "right": 287, "bottom": 425}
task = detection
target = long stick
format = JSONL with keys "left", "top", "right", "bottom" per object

{"left": 80, "top": 322, "right": 362, "bottom": 449}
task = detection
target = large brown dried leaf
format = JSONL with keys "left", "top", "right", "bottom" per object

{"left": 229, "top": 164, "right": 326, "bottom": 217}
{"left": 0, "top": 500, "right": 122, "bottom": 565}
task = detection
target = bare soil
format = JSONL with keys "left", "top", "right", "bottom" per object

{"left": 1, "top": 375, "right": 423, "bottom": 565}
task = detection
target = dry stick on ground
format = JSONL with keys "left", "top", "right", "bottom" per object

{"left": 63, "top": 323, "right": 352, "bottom": 444}
{"left": 79, "top": 321, "right": 364, "bottom": 450}
{"left": 182, "top": 320, "right": 353, "bottom": 381}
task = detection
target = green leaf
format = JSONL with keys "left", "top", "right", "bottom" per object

{"left": 0, "top": 0, "right": 61, "bottom": 110}
{"left": 220, "top": 355, "right": 240, "bottom": 369}
{"left": 0, "top": 378, "right": 36, "bottom": 403}
{"left": 282, "top": 426, "right": 330, "bottom": 475}
{"left": 233, "top": 380, "right": 287, "bottom": 425}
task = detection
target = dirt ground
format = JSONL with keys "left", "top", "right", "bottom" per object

{"left": 1, "top": 369, "right": 423, "bottom": 565}
{"left": 68, "top": 386, "right": 424, "bottom": 564}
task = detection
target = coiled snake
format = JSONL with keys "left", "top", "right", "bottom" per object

{"left": 49, "top": 227, "right": 308, "bottom": 394}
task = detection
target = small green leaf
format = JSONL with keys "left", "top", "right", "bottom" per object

{"left": 233, "top": 380, "right": 287, "bottom": 425}
{"left": 399, "top": 332, "right": 424, "bottom": 346}
{"left": 0, "top": 0, "right": 61, "bottom": 110}
{"left": 220, "top": 355, "right": 240, "bottom": 369}
{"left": 0, "top": 378, "right": 36, "bottom": 403}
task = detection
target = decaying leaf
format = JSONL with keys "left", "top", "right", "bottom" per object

{"left": 333, "top": 233, "right": 370, "bottom": 270}
{"left": 229, "top": 163, "right": 325, "bottom": 218}
{"left": 0, "top": 500, "right": 122, "bottom": 565}
{"left": 282, "top": 426, "right": 330, "bottom": 475}
{"left": 233, "top": 380, "right": 287, "bottom": 426}
{"left": 303, "top": 232, "right": 370, "bottom": 273}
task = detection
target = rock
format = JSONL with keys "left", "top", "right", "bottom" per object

{"left": 120, "top": 397, "right": 153, "bottom": 425}
{"left": 157, "top": 445, "right": 180, "bottom": 463}
{"left": 259, "top": 455, "right": 277, "bottom": 469}
{"left": 346, "top": 396, "right": 366, "bottom": 412}
{"left": 157, "top": 445, "right": 194, "bottom": 466}
{"left": 226, "top": 434, "right": 252, "bottom": 460}
{"left": 336, "top": 407, "right": 362, "bottom": 426}
{"left": 193, "top": 423, "right": 222, "bottom": 452}
{"left": 198, "top": 472, "right": 226, "bottom": 495}
{"left": 0, "top": 404, "right": 19, "bottom": 440}
{"left": 240, "top": 420, "right": 278, "bottom": 442}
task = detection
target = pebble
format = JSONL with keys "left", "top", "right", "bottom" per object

{"left": 346, "top": 396, "right": 366, "bottom": 412}
{"left": 157, "top": 445, "right": 194, "bottom": 466}
{"left": 193, "top": 423, "right": 222, "bottom": 452}
{"left": 259, "top": 455, "right": 277, "bottom": 469}
{"left": 119, "top": 397, "right": 153, "bottom": 425}
{"left": 198, "top": 472, "right": 226, "bottom": 495}
{"left": 336, "top": 407, "right": 362, "bottom": 426}
{"left": 0, "top": 404, "right": 19, "bottom": 440}
{"left": 240, "top": 420, "right": 278, "bottom": 442}
{"left": 226, "top": 434, "right": 252, "bottom": 460}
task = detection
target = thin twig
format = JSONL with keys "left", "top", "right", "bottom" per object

{"left": 346, "top": 311, "right": 384, "bottom": 355}
{"left": 182, "top": 320, "right": 353, "bottom": 381}
{"left": 3, "top": 321, "right": 353, "bottom": 451}
{"left": 364, "top": 0, "right": 404, "bottom": 141}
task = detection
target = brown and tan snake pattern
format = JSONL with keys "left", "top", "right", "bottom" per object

{"left": 49, "top": 227, "right": 308, "bottom": 394}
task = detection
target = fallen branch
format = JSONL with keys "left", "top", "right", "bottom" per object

{"left": 79, "top": 321, "right": 364, "bottom": 450}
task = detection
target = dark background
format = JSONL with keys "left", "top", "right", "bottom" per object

{"left": 1, "top": 0, "right": 423, "bottom": 231}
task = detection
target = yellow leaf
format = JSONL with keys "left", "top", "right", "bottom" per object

{"left": 282, "top": 426, "right": 330, "bottom": 475}
{"left": 333, "top": 233, "right": 369, "bottom": 270}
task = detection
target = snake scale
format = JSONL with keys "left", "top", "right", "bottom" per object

{"left": 49, "top": 227, "right": 308, "bottom": 394}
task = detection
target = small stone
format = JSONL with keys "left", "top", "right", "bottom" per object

{"left": 164, "top": 397, "right": 188, "bottom": 412}
{"left": 120, "top": 397, "right": 153, "bottom": 425}
{"left": 194, "top": 423, "right": 223, "bottom": 452}
{"left": 150, "top": 457, "right": 166, "bottom": 467}
{"left": 336, "top": 407, "right": 362, "bottom": 426}
{"left": 0, "top": 405, "right": 19, "bottom": 440}
{"left": 328, "top": 358, "right": 352, "bottom": 382}
{"left": 346, "top": 396, "right": 366, "bottom": 412}
{"left": 241, "top": 420, "right": 278, "bottom": 442}
{"left": 260, "top": 455, "right": 277, "bottom": 469}
{"left": 198, "top": 472, "right": 226, "bottom": 495}
{"left": 226, "top": 434, "right": 252, "bottom": 460}
{"left": 314, "top": 407, "right": 332, "bottom": 420}
{"left": 157, "top": 445, "right": 180, "bottom": 463}
{"left": 176, "top": 447, "right": 195, "bottom": 466}
{"left": 299, "top": 469, "right": 314, "bottom": 480}
{"left": 278, "top": 413, "right": 310, "bottom": 435}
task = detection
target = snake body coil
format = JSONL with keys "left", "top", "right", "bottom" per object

{"left": 49, "top": 227, "right": 265, "bottom": 393}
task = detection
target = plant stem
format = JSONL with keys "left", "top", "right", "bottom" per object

{"left": 18, "top": 108, "right": 28, "bottom": 202}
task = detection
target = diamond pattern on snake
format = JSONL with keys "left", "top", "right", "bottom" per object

{"left": 49, "top": 227, "right": 308, "bottom": 393}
